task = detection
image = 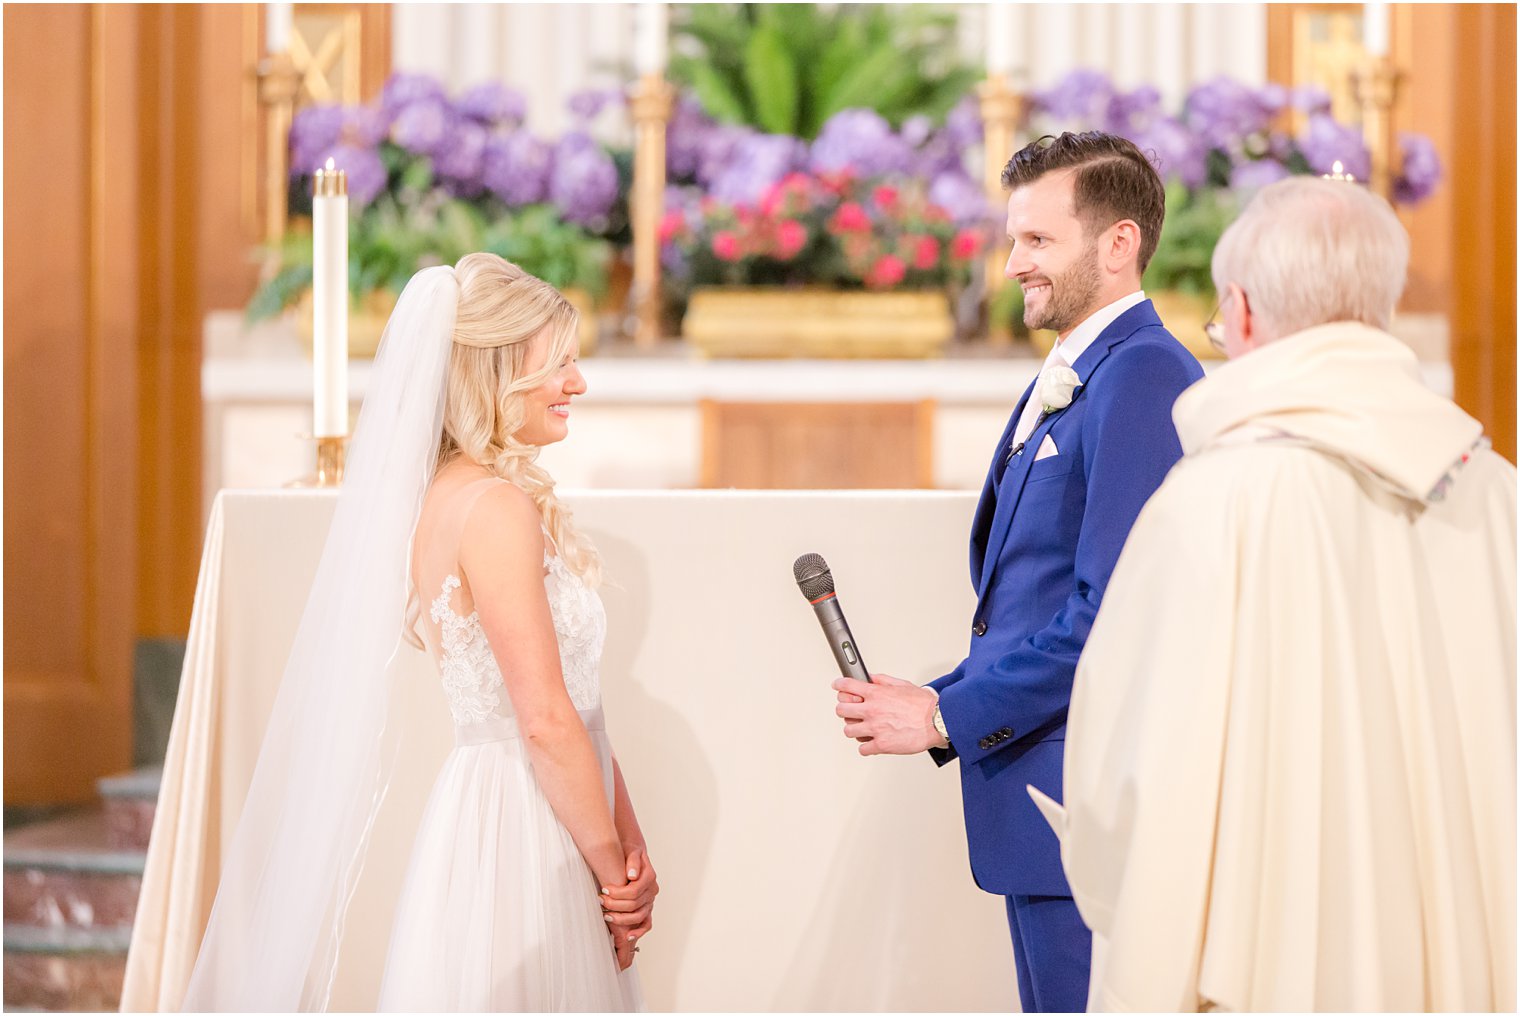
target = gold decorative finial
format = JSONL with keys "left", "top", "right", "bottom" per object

{"left": 1323, "top": 159, "right": 1357, "bottom": 183}
{"left": 314, "top": 157, "right": 347, "bottom": 197}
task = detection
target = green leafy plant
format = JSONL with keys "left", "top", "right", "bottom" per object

{"left": 669, "top": 4, "right": 980, "bottom": 139}
{"left": 1141, "top": 183, "right": 1241, "bottom": 298}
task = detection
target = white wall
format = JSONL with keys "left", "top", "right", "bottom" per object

{"left": 390, "top": 3, "right": 1269, "bottom": 137}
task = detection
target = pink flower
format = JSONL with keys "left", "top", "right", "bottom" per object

{"left": 775, "top": 219, "right": 808, "bottom": 260}
{"left": 911, "top": 234, "right": 941, "bottom": 271}
{"left": 865, "top": 254, "right": 906, "bottom": 288}
{"left": 950, "top": 228, "right": 981, "bottom": 260}
{"left": 759, "top": 183, "right": 785, "bottom": 217}
{"left": 712, "top": 231, "right": 741, "bottom": 261}
{"left": 872, "top": 184, "right": 900, "bottom": 211}
{"left": 832, "top": 202, "right": 871, "bottom": 233}
{"left": 658, "top": 209, "right": 684, "bottom": 245}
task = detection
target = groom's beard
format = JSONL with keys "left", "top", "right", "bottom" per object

{"left": 1023, "top": 241, "right": 1103, "bottom": 335}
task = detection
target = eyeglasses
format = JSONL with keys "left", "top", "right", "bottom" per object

{"left": 1203, "top": 303, "right": 1225, "bottom": 354}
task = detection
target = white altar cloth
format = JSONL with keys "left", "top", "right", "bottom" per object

{"left": 123, "top": 488, "right": 1017, "bottom": 1012}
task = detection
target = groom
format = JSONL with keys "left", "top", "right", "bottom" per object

{"left": 834, "top": 132, "right": 1202, "bottom": 1012}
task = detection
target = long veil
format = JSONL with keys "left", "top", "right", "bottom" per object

{"left": 182, "top": 266, "right": 459, "bottom": 1010}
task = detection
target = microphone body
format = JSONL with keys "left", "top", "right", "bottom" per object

{"left": 793, "top": 553, "right": 872, "bottom": 682}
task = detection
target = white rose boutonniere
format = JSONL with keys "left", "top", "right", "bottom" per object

{"left": 1039, "top": 365, "right": 1082, "bottom": 414}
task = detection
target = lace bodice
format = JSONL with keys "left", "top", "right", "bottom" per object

{"left": 429, "top": 551, "right": 606, "bottom": 725}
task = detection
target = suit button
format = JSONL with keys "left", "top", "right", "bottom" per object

{"left": 978, "top": 737, "right": 992, "bottom": 750}
{"left": 972, "top": 620, "right": 988, "bottom": 636}
{"left": 1000, "top": 727, "right": 1013, "bottom": 737}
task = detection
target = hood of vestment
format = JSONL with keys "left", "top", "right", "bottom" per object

{"left": 1172, "top": 321, "right": 1485, "bottom": 505}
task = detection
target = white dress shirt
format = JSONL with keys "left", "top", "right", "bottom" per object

{"left": 1011, "top": 290, "right": 1147, "bottom": 449}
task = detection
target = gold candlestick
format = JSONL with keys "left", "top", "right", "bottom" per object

{"left": 979, "top": 74, "right": 1024, "bottom": 345}
{"left": 629, "top": 72, "right": 676, "bottom": 349}
{"left": 257, "top": 50, "right": 301, "bottom": 258}
{"left": 315, "top": 435, "right": 347, "bottom": 487}
{"left": 1353, "top": 53, "right": 1402, "bottom": 199}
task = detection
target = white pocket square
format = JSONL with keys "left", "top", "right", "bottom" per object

{"left": 1034, "top": 434, "right": 1059, "bottom": 461}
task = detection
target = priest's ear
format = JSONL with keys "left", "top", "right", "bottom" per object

{"left": 1222, "top": 282, "right": 1260, "bottom": 358}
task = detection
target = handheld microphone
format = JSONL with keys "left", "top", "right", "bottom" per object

{"left": 793, "top": 553, "right": 872, "bottom": 682}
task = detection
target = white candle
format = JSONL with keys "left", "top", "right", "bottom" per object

{"left": 312, "top": 158, "right": 349, "bottom": 438}
{"left": 1362, "top": 2, "right": 1389, "bottom": 57}
{"left": 266, "top": 2, "right": 293, "bottom": 54}
{"left": 634, "top": 3, "right": 668, "bottom": 77}
{"left": 986, "top": 3, "right": 1016, "bottom": 78}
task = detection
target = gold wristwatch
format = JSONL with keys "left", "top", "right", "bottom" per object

{"left": 928, "top": 688, "right": 949, "bottom": 746}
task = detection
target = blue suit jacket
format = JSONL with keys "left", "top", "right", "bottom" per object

{"left": 929, "top": 299, "right": 1203, "bottom": 897}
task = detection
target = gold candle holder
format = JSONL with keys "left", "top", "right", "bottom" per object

{"left": 979, "top": 74, "right": 1024, "bottom": 345}
{"left": 315, "top": 435, "right": 347, "bottom": 487}
{"left": 1353, "top": 54, "right": 1402, "bottom": 200}
{"left": 629, "top": 72, "right": 676, "bottom": 349}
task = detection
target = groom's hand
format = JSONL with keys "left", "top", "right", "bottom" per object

{"left": 832, "top": 674, "right": 942, "bottom": 755}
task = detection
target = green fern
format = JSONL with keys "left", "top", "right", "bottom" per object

{"left": 668, "top": 3, "right": 978, "bottom": 140}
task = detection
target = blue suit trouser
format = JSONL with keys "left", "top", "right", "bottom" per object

{"left": 1005, "top": 894, "right": 1091, "bottom": 1013}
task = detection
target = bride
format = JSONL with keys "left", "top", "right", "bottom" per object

{"left": 182, "top": 254, "right": 655, "bottom": 1011}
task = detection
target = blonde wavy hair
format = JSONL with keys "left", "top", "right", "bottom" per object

{"left": 438, "top": 252, "right": 601, "bottom": 587}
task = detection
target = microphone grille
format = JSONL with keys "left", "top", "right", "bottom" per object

{"left": 792, "top": 553, "right": 835, "bottom": 600}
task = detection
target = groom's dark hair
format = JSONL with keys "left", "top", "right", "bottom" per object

{"left": 1001, "top": 131, "right": 1166, "bottom": 273}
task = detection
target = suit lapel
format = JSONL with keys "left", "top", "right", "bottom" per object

{"left": 969, "top": 374, "right": 1038, "bottom": 589}
{"left": 972, "top": 299, "right": 1164, "bottom": 604}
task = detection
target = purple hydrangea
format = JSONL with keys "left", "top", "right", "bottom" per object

{"left": 290, "top": 105, "right": 344, "bottom": 176}
{"left": 1394, "top": 132, "right": 1442, "bottom": 204}
{"left": 1134, "top": 116, "right": 1208, "bottom": 188}
{"left": 900, "top": 115, "right": 935, "bottom": 149}
{"left": 433, "top": 118, "right": 489, "bottom": 192}
{"left": 1292, "top": 85, "right": 1333, "bottom": 116}
{"left": 695, "top": 123, "right": 756, "bottom": 187}
{"left": 1033, "top": 69, "right": 1117, "bottom": 126}
{"left": 1229, "top": 158, "right": 1292, "bottom": 193}
{"left": 810, "top": 109, "right": 913, "bottom": 178}
{"left": 708, "top": 133, "right": 807, "bottom": 205}
{"left": 381, "top": 73, "right": 446, "bottom": 116}
{"left": 913, "top": 130, "right": 967, "bottom": 179}
{"left": 1184, "top": 77, "right": 1279, "bottom": 150}
{"left": 1106, "top": 84, "right": 1162, "bottom": 136}
{"left": 481, "top": 131, "right": 552, "bottom": 206}
{"left": 942, "top": 95, "right": 983, "bottom": 149}
{"left": 343, "top": 105, "right": 392, "bottom": 147}
{"left": 391, "top": 98, "right": 451, "bottom": 156}
{"left": 568, "top": 88, "right": 617, "bottom": 123}
{"left": 456, "top": 81, "right": 526, "bottom": 127}
{"left": 549, "top": 132, "right": 619, "bottom": 227}
{"left": 928, "top": 170, "right": 997, "bottom": 226}
{"left": 1298, "top": 113, "right": 1372, "bottom": 181}
{"left": 323, "top": 143, "right": 387, "bottom": 206}
{"left": 666, "top": 96, "right": 719, "bottom": 181}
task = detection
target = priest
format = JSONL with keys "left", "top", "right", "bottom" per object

{"left": 1051, "top": 176, "right": 1516, "bottom": 1011}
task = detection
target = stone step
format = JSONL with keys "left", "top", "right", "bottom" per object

{"left": 95, "top": 766, "right": 160, "bottom": 852}
{"left": 3, "top": 810, "right": 144, "bottom": 931}
{"left": 3, "top": 926, "right": 130, "bottom": 1012}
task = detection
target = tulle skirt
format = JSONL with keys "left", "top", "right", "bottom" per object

{"left": 378, "top": 707, "right": 643, "bottom": 1012}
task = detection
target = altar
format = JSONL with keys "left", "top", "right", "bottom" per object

{"left": 199, "top": 311, "right": 1453, "bottom": 516}
{"left": 122, "top": 487, "right": 1019, "bottom": 1012}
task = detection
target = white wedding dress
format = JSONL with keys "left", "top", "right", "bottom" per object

{"left": 377, "top": 478, "right": 643, "bottom": 1012}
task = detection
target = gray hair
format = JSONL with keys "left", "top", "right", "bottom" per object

{"left": 1210, "top": 176, "right": 1409, "bottom": 339}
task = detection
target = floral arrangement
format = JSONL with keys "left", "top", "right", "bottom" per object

{"left": 248, "top": 73, "right": 626, "bottom": 320}
{"left": 658, "top": 102, "right": 998, "bottom": 296}
{"left": 1023, "top": 69, "right": 1443, "bottom": 298}
{"left": 1029, "top": 69, "right": 1440, "bottom": 202}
